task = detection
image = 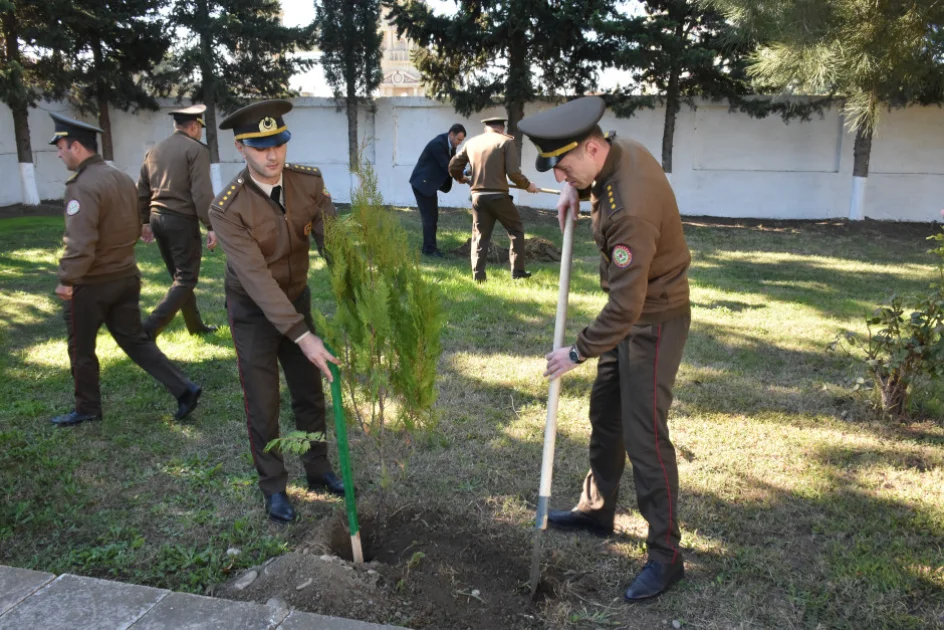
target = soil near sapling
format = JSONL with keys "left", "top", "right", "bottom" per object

{"left": 213, "top": 506, "right": 558, "bottom": 629}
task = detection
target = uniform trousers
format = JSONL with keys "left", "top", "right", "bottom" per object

{"left": 412, "top": 186, "right": 440, "bottom": 254}
{"left": 227, "top": 287, "right": 331, "bottom": 496}
{"left": 471, "top": 194, "right": 525, "bottom": 279}
{"left": 576, "top": 309, "right": 690, "bottom": 565}
{"left": 145, "top": 212, "right": 207, "bottom": 335}
{"left": 64, "top": 275, "right": 191, "bottom": 416}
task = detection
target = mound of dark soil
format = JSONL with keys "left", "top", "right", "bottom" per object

{"left": 214, "top": 508, "right": 556, "bottom": 629}
{"left": 450, "top": 237, "right": 562, "bottom": 263}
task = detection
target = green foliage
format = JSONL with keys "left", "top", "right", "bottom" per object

{"left": 383, "top": 0, "right": 617, "bottom": 142}
{"left": 166, "top": 0, "right": 317, "bottom": 160}
{"left": 705, "top": 0, "right": 944, "bottom": 135}
{"left": 315, "top": 159, "right": 443, "bottom": 494}
{"left": 315, "top": 0, "right": 383, "bottom": 166}
{"left": 829, "top": 230, "right": 944, "bottom": 419}
{"left": 264, "top": 431, "right": 326, "bottom": 456}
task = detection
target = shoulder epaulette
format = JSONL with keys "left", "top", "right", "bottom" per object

{"left": 284, "top": 163, "right": 322, "bottom": 177}
{"left": 604, "top": 180, "right": 623, "bottom": 216}
{"left": 66, "top": 172, "right": 80, "bottom": 184}
{"left": 212, "top": 176, "right": 245, "bottom": 212}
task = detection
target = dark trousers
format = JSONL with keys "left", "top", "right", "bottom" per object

{"left": 576, "top": 310, "right": 691, "bottom": 565}
{"left": 145, "top": 212, "right": 207, "bottom": 335}
{"left": 412, "top": 186, "right": 439, "bottom": 254}
{"left": 227, "top": 287, "right": 332, "bottom": 496}
{"left": 64, "top": 276, "right": 192, "bottom": 415}
{"left": 471, "top": 194, "right": 525, "bottom": 279}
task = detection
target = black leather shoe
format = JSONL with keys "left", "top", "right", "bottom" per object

{"left": 547, "top": 509, "right": 613, "bottom": 537}
{"left": 175, "top": 383, "right": 202, "bottom": 420}
{"left": 190, "top": 324, "right": 218, "bottom": 335}
{"left": 264, "top": 491, "right": 297, "bottom": 523}
{"left": 50, "top": 410, "right": 102, "bottom": 427}
{"left": 513, "top": 271, "right": 532, "bottom": 280}
{"left": 623, "top": 559, "right": 685, "bottom": 601}
{"left": 308, "top": 471, "right": 345, "bottom": 497}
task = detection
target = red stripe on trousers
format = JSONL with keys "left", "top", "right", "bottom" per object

{"left": 652, "top": 323, "right": 678, "bottom": 563}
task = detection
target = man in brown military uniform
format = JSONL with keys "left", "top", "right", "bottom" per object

{"left": 448, "top": 116, "right": 537, "bottom": 282}
{"left": 520, "top": 97, "right": 691, "bottom": 601}
{"left": 210, "top": 100, "right": 343, "bottom": 523}
{"left": 48, "top": 112, "right": 202, "bottom": 427}
{"left": 137, "top": 104, "right": 218, "bottom": 339}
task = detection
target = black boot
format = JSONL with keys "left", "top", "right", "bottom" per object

{"left": 547, "top": 509, "right": 613, "bottom": 537}
{"left": 623, "top": 559, "right": 685, "bottom": 601}
{"left": 308, "top": 471, "right": 345, "bottom": 497}
{"left": 50, "top": 410, "right": 102, "bottom": 427}
{"left": 175, "top": 383, "right": 202, "bottom": 420}
{"left": 264, "top": 491, "right": 296, "bottom": 523}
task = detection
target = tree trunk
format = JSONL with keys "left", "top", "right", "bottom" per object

{"left": 662, "top": 12, "right": 685, "bottom": 176}
{"left": 346, "top": 76, "right": 359, "bottom": 170}
{"left": 92, "top": 41, "right": 114, "bottom": 162}
{"left": 505, "top": 23, "right": 528, "bottom": 156}
{"left": 3, "top": 11, "right": 39, "bottom": 204}
{"left": 849, "top": 124, "right": 872, "bottom": 220}
{"left": 197, "top": 0, "right": 221, "bottom": 193}
{"left": 662, "top": 70, "right": 680, "bottom": 175}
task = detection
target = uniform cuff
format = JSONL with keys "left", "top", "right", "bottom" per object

{"left": 294, "top": 330, "right": 312, "bottom": 344}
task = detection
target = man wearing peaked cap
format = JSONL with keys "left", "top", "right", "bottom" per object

{"left": 48, "top": 112, "right": 203, "bottom": 428}
{"left": 137, "top": 103, "right": 218, "bottom": 340}
{"left": 448, "top": 115, "right": 537, "bottom": 282}
{"left": 520, "top": 96, "right": 692, "bottom": 602}
{"left": 210, "top": 99, "right": 344, "bottom": 524}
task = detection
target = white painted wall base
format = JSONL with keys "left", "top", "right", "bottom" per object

{"left": 210, "top": 163, "right": 223, "bottom": 195}
{"left": 19, "top": 163, "right": 40, "bottom": 205}
{"left": 849, "top": 176, "right": 867, "bottom": 221}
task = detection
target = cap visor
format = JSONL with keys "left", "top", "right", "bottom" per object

{"left": 49, "top": 135, "right": 61, "bottom": 146}
{"left": 535, "top": 154, "right": 563, "bottom": 173}
{"left": 240, "top": 130, "right": 291, "bottom": 149}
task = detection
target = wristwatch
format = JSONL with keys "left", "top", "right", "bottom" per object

{"left": 569, "top": 344, "right": 585, "bottom": 364}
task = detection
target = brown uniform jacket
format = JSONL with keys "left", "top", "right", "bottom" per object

{"left": 209, "top": 163, "right": 337, "bottom": 340}
{"left": 448, "top": 130, "right": 530, "bottom": 194}
{"left": 575, "top": 137, "right": 691, "bottom": 359}
{"left": 58, "top": 155, "right": 141, "bottom": 286}
{"left": 137, "top": 131, "right": 214, "bottom": 229}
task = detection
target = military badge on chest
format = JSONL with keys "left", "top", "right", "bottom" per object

{"left": 612, "top": 244, "right": 633, "bottom": 268}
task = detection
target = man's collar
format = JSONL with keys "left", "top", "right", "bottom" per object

{"left": 75, "top": 154, "right": 105, "bottom": 173}
{"left": 248, "top": 171, "right": 283, "bottom": 197}
{"left": 591, "top": 139, "right": 621, "bottom": 196}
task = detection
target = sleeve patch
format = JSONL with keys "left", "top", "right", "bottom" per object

{"left": 66, "top": 200, "right": 81, "bottom": 215}
{"left": 612, "top": 244, "right": 632, "bottom": 268}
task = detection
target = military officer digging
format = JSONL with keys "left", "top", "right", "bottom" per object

{"left": 137, "top": 104, "right": 218, "bottom": 339}
{"left": 49, "top": 112, "right": 203, "bottom": 427}
{"left": 448, "top": 116, "right": 536, "bottom": 282}
{"left": 210, "top": 99, "right": 344, "bottom": 523}
{"left": 519, "top": 97, "right": 692, "bottom": 601}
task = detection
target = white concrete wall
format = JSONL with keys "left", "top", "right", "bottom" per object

{"left": 3, "top": 97, "right": 943, "bottom": 221}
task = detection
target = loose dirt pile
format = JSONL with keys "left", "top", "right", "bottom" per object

{"left": 214, "top": 508, "right": 557, "bottom": 629}
{"left": 450, "top": 237, "right": 562, "bottom": 264}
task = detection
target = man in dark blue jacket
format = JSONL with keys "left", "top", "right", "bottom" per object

{"left": 410, "top": 124, "right": 466, "bottom": 257}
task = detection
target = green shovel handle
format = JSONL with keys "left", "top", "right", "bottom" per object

{"left": 324, "top": 343, "right": 359, "bottom": 538}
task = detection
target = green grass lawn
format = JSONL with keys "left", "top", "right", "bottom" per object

{"left": 1, "top": 207, "right": 942, "bottom": 629}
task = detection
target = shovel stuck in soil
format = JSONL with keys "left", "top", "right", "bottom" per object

{"left": 326, "top": 351, "right": 364, "bottom": 563}
{"left": 530, "top": 208, "right": 576, "bottom": 597}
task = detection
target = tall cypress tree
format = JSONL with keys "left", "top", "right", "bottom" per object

{"left": 65, "top": 0, "right": 171, "bottom": 162}
{"left": 169, "top": 0, "right": 316, "bottom": 191}
{"left": 315, "top": 0, "right": 382, "bottom": 170}
{"left": 604, "top": 1, "right": 755, "bottom": 177}
{"left": 0, "top": 0, "right": 73, "bottom": 204}
{"left": 384, "top": 0, "right": 616, "bottom": 152}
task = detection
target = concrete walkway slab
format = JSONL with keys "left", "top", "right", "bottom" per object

{"left": 279, "top": 610, "right": 409, "bottom": 630}
{"left": 0, "top": 566, "right": 55, "bottom": 616}
{"left": 0, "top": 574, "right": 168, "bottom": 630}
{"left": 130, "top": 592, "right": 287, "bottom": 630}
